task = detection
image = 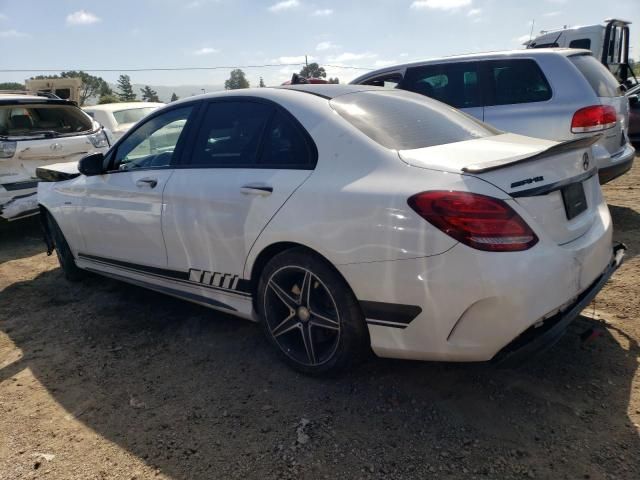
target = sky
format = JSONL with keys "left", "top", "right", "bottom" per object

{"left": 1, "top": 0, "right": 639, "bottom": 89}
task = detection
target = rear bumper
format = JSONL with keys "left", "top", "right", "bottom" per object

{"left": 597, "top": 143, "right": 635, "bottom": 184}
{"left": 493, "top": 242, "right": 626, "bottom": 366}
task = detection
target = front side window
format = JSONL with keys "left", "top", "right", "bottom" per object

{"left": 401, "top": 62, "right": 481, "bottom": 109}
{"left": 190, "top": 101, "right": 273, "bottom": 167}
{"left": 361, "top": 73, "right": 403, "bottom": 89}
{"left": 486, "top": 59, "right": 552, "bottom": 106}
{"left": 112, "top": 106, "right": 193, "bottom": 171}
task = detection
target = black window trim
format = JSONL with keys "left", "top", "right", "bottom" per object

{"left": 360, "top": 70, "right": 405, "bottom": 88}
{"left": 175, "top": 96, "right": 318, "bottom": 171}
{"left": 103, "top": 101, "right": 201, "bottom": 174}
{"left": 481, "top": 58, "right": 553, "bottom": 107}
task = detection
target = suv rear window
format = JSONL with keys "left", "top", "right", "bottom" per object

{"left": 569, "top": 54, "right": 622, "bottom": 97}
{"left": 486, "top": 59, "right": 552, "bottom": 106}
{"left": 331, "top": 90, "right": 498, "bottom": 150}
{"left": 0, "top": 104, "right": 93, "bottom": 138}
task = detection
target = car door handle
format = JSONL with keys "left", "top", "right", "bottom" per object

{"left": 240, "top": 184, "right": 273, "bottom": 196}
{"left": 136, "top": 178, "right": 158, "bottom": 188}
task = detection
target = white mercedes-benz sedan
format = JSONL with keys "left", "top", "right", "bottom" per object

{"left": 37, "top": 85, "right": 625, "bottom": 374}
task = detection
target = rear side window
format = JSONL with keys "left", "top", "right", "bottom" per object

{"left": 331, "top": 90, "right": 498, "bottom": 150}
{"left": 569, "top": 38, "right": 591, "bottom": 50}
{"left": 191, "top": 102, "right": 273, "bottom": 167}
{"left": 258, "top": 110, "right": 313, "bottom": 168}
{"left": 569, "top": 54, "right": 622, "bottom": 97}
{"left": 486, "top": 59, "right": 552, "bottom": 106}
{"left": 0, "top": 104, "right": 93, "bottom": 137}
{"left": 401, "top": 62, "right": 481, "bottom": 109}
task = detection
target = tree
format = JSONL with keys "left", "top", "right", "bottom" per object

{"left": 259, "top": 77, "right": 266, "bottom": 88}
{"left": 328, "top": 77, "right": 340, "bottom": 84}
{"left": 299, "top": 63, "right": 326, "bottom": 79}
{"left": 117, "top": 75, "right": 137, "bottom": 101}
{"left": 0, "top": 82, "right": 25, "bottom": 91}
{"left": 98, "top": 94, "right": 120, "bottom": 104}
{"left": 224, "top": 69, "right": 250, "bottom": 90}
{"left": 140, "top": 85, "right": 160, "bottom": 102}
{"left": 170, "top": 92, "right": 179, "bottom": 102}
{"left": 29, "top": 71, "right": 109, "bottom": 105}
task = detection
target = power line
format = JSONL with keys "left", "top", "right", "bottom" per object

{"left": 0, "top": 63, "right": 374, "bottom": 73}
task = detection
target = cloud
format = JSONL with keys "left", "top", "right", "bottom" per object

{"left": 66, "top": 10, "right": 100, "bottom": 25}
{"left": 316, "top": 41, "right": 340, "bottom": 51}
{"left": 516, "top": 34, "right": 532, "bottom": 43}
{"left": 0, "top": 29, "right": 28, "bottom": 38}
{"left": 193, "top": 47, "right": 219, "bottom": 55}
{"left": 312, "top": 9, "right": 333, "bottom": 16}
{"left": 543, "top": 11, "right": 561, "bottom": 16}
{"left": 467, "top": 8, "right": 481, "bottom": 16}
{"left": 399, "top": 52, "right": 409, "bottom": 57}
{"left": 268, "top": 0, "right": 300, "bottom": 12}
{"left": 411, "top": 0, "right": 472, "bottom": 10}
{"left": 327, "top": 52, "right": 377, "bottom": 63}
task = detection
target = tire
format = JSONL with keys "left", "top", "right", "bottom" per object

{"left": 257, "top": 248, "right": 369, "bottom": 374}
{"left": 46, "top": 212, "right": 84, "bottom": 282}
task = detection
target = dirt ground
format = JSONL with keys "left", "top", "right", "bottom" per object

{"left": 1, "top": 159, "right": 639, "bottom": 480}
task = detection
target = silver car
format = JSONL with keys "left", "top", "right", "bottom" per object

{"left": 351, "top": 49, "right": 635, "bottom": 183}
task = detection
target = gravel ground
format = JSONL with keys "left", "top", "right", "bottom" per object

{"left": 1, "top": 158, "right": 639, "bottom": 480}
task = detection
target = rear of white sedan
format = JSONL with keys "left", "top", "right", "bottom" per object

{"left": 38, "top": 85, "right": 624, "bottom": 374}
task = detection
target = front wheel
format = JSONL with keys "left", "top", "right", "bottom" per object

{"left": 46, "top": 212, "right": 84, "bottom": 282}
{"left": 257, "top": 249, "right": 369, "bottom": 374}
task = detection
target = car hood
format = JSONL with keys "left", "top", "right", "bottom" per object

{"left": 35, "top": 161, "right": 81, "bottom": 182}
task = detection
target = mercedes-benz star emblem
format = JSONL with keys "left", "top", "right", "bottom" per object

{"left": 582, "top": 153, "right": 590, "bottom": 171}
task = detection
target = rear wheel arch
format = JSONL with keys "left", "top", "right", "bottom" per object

{"left": 248, "top": 242, "right": 358, "bottom": 309}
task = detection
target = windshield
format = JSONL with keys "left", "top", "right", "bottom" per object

{"left": 113, "top": 107, "right": 158, "bottom": 125}
{"left": 331, "top": 90, "right": 499, "bottom": 150}
{"left": 0, "top": 104, "right": 93, "bottom": 137}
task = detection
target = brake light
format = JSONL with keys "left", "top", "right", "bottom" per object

{"left": 571, "top": 105, "right": 617, "bottom": 133}
{"left": 408, "top": 191, "right": 538, "bottom": 252}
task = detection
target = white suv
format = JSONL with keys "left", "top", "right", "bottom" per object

{"left": 0, "top": 94, "right": 109, "bottom": 221}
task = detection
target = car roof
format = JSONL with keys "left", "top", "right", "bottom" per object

{"left": 83, "top": 102, "right": 165, "bottom": 112}
{"left": 351, "top": 48, "right": 590, "bottom": 82}
{"left": 0, "top": 94, "right": 79, "bottom": 107}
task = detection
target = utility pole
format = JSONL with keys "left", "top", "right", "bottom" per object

{"left": 305, "top": 55, "right": 308, "bottom": 68}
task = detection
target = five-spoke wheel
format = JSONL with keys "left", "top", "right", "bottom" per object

{"left": 258, "top": 248, "right": 368, "bottom": 374}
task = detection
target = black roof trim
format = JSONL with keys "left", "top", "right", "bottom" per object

{"left": 0, "top": 98, "right": 77, "bottom": 107}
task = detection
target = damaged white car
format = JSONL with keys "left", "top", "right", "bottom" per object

{"left": 0, "top": 94, "right": 110, "bottom": 221}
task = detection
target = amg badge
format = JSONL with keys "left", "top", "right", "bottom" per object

{"left": 511, "top": 176, "right": 544, "bottom": 189}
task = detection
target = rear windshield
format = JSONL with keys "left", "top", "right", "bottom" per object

{"left": 569, "top": 54, "right": 622, "bottom": 97}
{"left": 0, "top": 104, "right": 93, "bottom": 137}
{"left": 330, "top": 90, "right": 498, "bottom": 150}
{"left": 113, "top": 107, "right": 158, "bottom": 125}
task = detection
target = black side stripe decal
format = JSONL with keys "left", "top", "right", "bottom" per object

{"left": 360, "top": 300, "right": 422, "bottom": 330}
{"left": 78, "top": 253, "right": 252, "bottom": 297}
{"left": 85, "top": 267, "right": 237, "bottom": 312}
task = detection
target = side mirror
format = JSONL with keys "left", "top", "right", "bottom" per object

{"left": 78, "top": 152, "right": 105, "bottom": 176}
{"left": 629, "top": 94, "right": 639, "bottom": 108}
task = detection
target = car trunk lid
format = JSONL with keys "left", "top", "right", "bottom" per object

{"left": 14, "top": 134, "right": 94, "bottom": 177}
{"left": 399, "top": 133, "right": 602, "bottom": 245}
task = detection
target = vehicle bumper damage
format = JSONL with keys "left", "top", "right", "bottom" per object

{"left": 0, "top": 191, "right": 39, "bottom": 221}
{"left": 493, "top": 242, "right": 626, "bottom": 366}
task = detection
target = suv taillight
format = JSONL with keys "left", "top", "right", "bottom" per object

{"left": 571, "top": 105, "right": 617, "bottom": 133}
{"left": 408, "top": 191, "right": 538, "bottom": 252}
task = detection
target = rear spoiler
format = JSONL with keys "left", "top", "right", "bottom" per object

{"left": 462, "top": 135, "right": 601, "bottom": 174}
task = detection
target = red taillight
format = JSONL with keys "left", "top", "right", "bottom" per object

{"left": 571, "top": 105, "right": 617, "bottom": 133}
{"left": 408, "top": 191, "right": 538, "bottom": 252}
